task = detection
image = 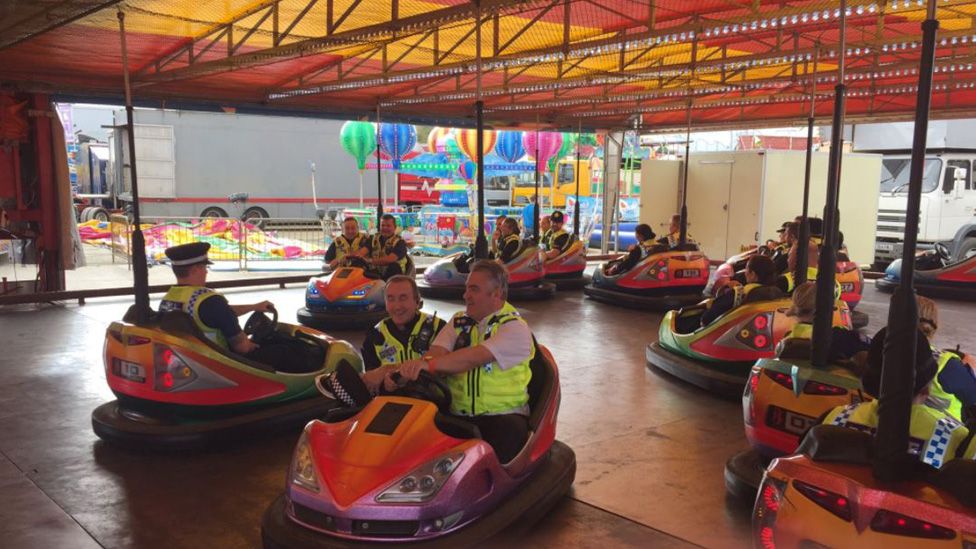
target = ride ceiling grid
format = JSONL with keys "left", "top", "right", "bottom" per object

{"left": 2, "top": 1, "right": 976, "bottom": 130}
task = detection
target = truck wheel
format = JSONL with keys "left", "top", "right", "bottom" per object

{"left": 200, "top": 207, "right": 228, "bottom": 219}
{"left": 957, "top": 237, "right": 976, "bottom": 260}
{"left": 80, "top": 207, "right": 95, "bottom": 222}
{"left": 243, "top": 207, "right": 269, "bottom": 228}
{"left": 91, "top": 208, "right": 110, "bottom": 222}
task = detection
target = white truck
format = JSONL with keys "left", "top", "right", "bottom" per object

{"left": 851, "top": 121, "right": 976, "bottom": 266}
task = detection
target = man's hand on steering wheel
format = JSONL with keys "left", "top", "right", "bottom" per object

{"left": 396, "top": 358, "right": 428, "bottom": 382}
{"left": 253, "top": 300, "right": 275, "bottom": 313}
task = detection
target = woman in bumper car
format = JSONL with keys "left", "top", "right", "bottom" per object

{"left": 605, "top": 223, "right": 660, "bottom": 276}
{"left": 701, "top": 255, "right": 781, "bottom": 326}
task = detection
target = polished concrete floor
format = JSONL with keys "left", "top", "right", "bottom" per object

{"left": 1, "top": 281, "right": 973, "bottom": 549}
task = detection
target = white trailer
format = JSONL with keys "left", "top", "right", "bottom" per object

{"left": 851, "top": 120, "right": 976, "bottom": 264}
{"left": 639, "top": 150, "right": 883, "bottom": 266}
{"left": 107, "top": 109, "right": 373, "bottom": 221}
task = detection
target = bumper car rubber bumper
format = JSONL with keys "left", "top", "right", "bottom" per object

{"left": 876, "top": 277, "right": 976, "bottom": 300}
{"left": 261, "top": 440, "right": 576, "bottom": 549}
{"left": 546, "top": 273, "right": 591, "bottom": 291}
{"left": 91, "top": 397, "right": 337, "bottom": 451}
{"left": 724, "top": 448, "right": 767, "bottom": 502}
{"left": 297, "top": 307, "right": 387, "bottom": 330}
{"left": 644, "top": 342, "right": 750, "bottom": 399}
{"left": 582, "top": 285, "right": 704, "bottom": 311}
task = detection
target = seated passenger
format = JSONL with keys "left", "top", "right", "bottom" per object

{"left": 606, "top": 223, "right": 658, "bottom": 276}
{"left": 360, "top": 275, "right": 446, "bottom": 389}
{"left": 543, "top": 211, "right": 573, "bottom": 261}
{"left": 159, "top": 243, "right": 313, "bottom": 371}
{"left": 364, "top": 214, "right": 409, "bottom": 280}
{"left": 658, "top": 213, "right": 696, "bottom": 249}
{"left": 495, "top": 217, "right": 523, "bottom": 264}
{"left": 490, "top": 215, "right": 508, "bottom": 258}
{"left": 825, "top": 330, "right": 976, "bottom": 469}
{"left": 780, "top": 281, "right": 869, "bottom": 364}
{"left": 862, "top": 296, "right": 976, "bottom": 422}
{"left": 701, "top": 255, "right": 779, "bottom": 326}
{"left": 324, "top": 217, "right": 366, "bottom": 270}
{"left": 539, "top": 214, "right": 552, "bottom": 247}
{"left": 771, "top": 221, "right": 797, "bottom": 274}
{"left": 393, "top": 260, "right": 536, "bottom": 463}
{"left": 779, "top": 237, "right": 821, "bottom": 293}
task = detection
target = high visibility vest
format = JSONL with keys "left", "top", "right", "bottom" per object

{"left": 783, "top": 267, "right": 842, "bottom": 300}
{"left": 730, "top": 283, "right": 765, "bottom": 308}
{"left": 784, "top": 322, "right": 813, "bottom": 340}
{"left": 500, "top": 234, "right": 522, "bottom": 263}
{"left": 541, "top": 228, "right": 553, "bottom": 249}
{"left": 334, "top": 233, "right": 365, "bottom": 262}
{"left": 372, "top": 313, "right": 443, "bottom": 367}
{"left": 158, "top": 286, "right": 229, "bottom": 349}
{"left": 929, "top": 349, "right": 966, "bottom": 421}
{"left": 370, "top": 234, "right": 408, "bottom": 271}
{"left": 547, "top": 228, "right": 569, "bottom": 252}
{"left": 639, "top": 238, "right": 659, "bottom": 256}
{"left": 445, "top": 302, "right": 534, "bottom": 416}
{"left": 825, "top": 400, "right": 974, "bottom": 469}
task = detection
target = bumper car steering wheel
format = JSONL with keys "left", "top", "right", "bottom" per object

{"left": 244, "top": 306, "right": 278, "bottom": 342}
{"left": 388, "top": 371, "right": 453, "bottom": 412}
{"left": 935, "top": 241, "right": 952, "bottom": 263}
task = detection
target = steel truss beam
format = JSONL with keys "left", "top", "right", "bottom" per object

{"left": 0, "top": 0, "right": 123, "bottom": 50}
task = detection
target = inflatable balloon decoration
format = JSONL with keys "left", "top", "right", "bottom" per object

{"left": 340, "top": 121, "right": 377, "bottom": 207}
{"left": 494, "top": 130, "right": 525, "bottom": 164}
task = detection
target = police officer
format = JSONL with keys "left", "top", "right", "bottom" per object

{"left": 701, "top": 255, "right": 780, "bottom": 326}
{"left": 658, "top": 213, "right": 694, "bottom": 248}
{"left": 543, "top": 210, "right": 572, "bottom": 261}
{"left": 495, "top": 217, "right": 523, "bottom": 264}
{"left": 605, "top": 223, "right": 658, "bottom": 275}
{"left": 826, "top": 328, "right": 976, "bottom": 469}
{"left": 490, "top": 215, "right": 508, "bottom": 257}
{"left": 392, "top": 260, "right": 536, "bottom": 463}
{"left": 539, "top": 214, "right": 552, "bottom": 247}
{"left": 912, "top": 296, "right": 976, "bottom": 421}
{"left": 324, "top": 217, "right": 366, "bottom": 270}
{"left": 159, "top": 242, "right": 273, "bottom": 355}
{"left": 360, "top": 275, "right": 445, "bottom": 393}
{"left": 364, "top": 214, "right": 409, "bottom": 279}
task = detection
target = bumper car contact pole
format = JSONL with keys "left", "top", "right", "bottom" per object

{"left": 117, "top": 9, "right": 150, "bottom": 324}
{"left": 875, "top": 0, "right": 938, "bottom": 482}
{"left": 679, "top": 35, "right": 697, "bottom": 246}
{"left": 376, "top": 104, "right": 383, "bottom": 225}
{"left": 533, "top": 123, "right": 540, "bottom": 243}
{"left": 796, "top": 47, "right": 819, "bottom": 284}
{"left": 474, "top": 2, "right": 488, "bottom": 259}
{"left": 811, "top": 1, "right": 847, "bottom": 370}
{"left": 573, "top": 120, "right": 582, "bottom": 237}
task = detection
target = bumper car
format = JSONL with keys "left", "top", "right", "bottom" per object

{"left": 708, "top": 249, "right": 867, "bottom": 329}
{"left": 753, "top": 425, "right": 976, "bottom": 549}
{"left": 877, "top": 243, "right": 976, "bottom": 300}
{"left": 543, "top": 239, "right": 589, "bottom": 291}
{"left": 724, "top": 337, "right": 867, "bottom": 501}
{"left": 92, "top": 306, "right": 362, "bottom": 450}
{"left": 418, "top": 243, "right": 556, "bottom": 301}
{"left": 299, "top": 256, "right": 415, "bottom": 330}
{"left": 261, "top": 346, "right": 576, "bottom": 548}
{"left": 583, "top": 246, "right": 710, "bottom": 310}
{"left": 646, "top": 296, "right": 853, "bottom": 398}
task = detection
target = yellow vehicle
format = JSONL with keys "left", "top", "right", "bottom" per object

{"left": 512, "top": 157, "right": 599, "bottom": 208}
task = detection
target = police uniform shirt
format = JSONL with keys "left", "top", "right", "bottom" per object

{"left": 366, "top": 234, "right": 408, "bottom": 260}
{"left": 430, "top": 306, "right": 534, "bottom": 371}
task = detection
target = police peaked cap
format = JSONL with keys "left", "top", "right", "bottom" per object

{"left": 165, "top": 242, "right": 213, "bottom": 266}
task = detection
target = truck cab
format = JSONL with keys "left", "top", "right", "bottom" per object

{"left": 875, "top": 153, "right": 976, "bottom": 264}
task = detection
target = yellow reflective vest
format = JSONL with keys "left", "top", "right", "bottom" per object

{"left": 929, "top": 349, "right": 966, "bottom": 421}
{"left": 158, "top": 285, "right": 229, "bottom": 349}
{"left": 372, "top": 313, "right": 444, "bottom": 367}
{"left": 444, "top": 302, "right": 534, "bottom": 416}
{"left": 370, "top": 233, "right": 408, "bottom": 271}
{"left": 334, "top": 233, "right": 365, "bottom": 262}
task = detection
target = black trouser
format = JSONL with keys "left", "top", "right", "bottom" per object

{"left": 382, "top": 263, "right": 404, "bottom": 279}
{"left": 466, "top": 413, "right": 529, "bottom": 464}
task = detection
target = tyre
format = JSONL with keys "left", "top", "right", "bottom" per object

{"left": 957, "top": 237, "right": 976, "bottom": 261}
{"left": 200, "top": 206, "right": 228, "bottom": 219}
{"left": 80, "top": 206, "right": 94, "bottom": 222}
{"left": 91, "top": 207, "right": 110, "bottom": 222}
{"left": 243, "top": 206, "right": 270, "bottom": 228}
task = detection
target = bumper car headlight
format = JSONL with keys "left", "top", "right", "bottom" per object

{"left": 307, "top": 282, "right": 320, "bottom": 296}
{"left": 291, "top": 433, "right": 320, "bottom": 493}
{"left": 376, "top": 453, "right": 464, "bottom": 503}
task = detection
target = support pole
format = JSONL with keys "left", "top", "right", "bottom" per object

{"left": 573, "top": 121, "right": 582, "bottom": 236}
{"left": 475, "top": 101, "right": 487, "bottom": 258}
{"left": 118, "top": 9, "right": 150, "bottom": 324}
{"left": 375, "top": 104, "right": 383, "bottom": 225}
{"left": 796, "top": 48, "right": 819, "bottom": 284}
{"left": 874, "top": 0, "right": 938, "bottom": 483}
{"left": 811, "top": 1, "right": 847, "bottom": 370}
{"left": 679, "top": 35, "right": 697, "bottom": 246}
{"left": 533, "top": 128, "right": 541, "bottom": 242}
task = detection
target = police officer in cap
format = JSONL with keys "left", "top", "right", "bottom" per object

{"left": 543, "top": 210, "right": 572, "bottom": 260}
{"left": 160, "top": 242, "right": 274, "bottom": 355}
{"left": 359, "top": 275, "right": 445, "bottom": 393}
